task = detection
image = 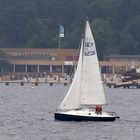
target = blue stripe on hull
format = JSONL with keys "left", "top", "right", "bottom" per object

{"left": 54, "top": 113, "right": 116, "bottom": 121}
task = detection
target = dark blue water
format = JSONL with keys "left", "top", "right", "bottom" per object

{"left": 0, "top": 83, "right": 140, "bottom": 140}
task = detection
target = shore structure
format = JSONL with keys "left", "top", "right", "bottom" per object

{"left": 1, "top": 48, "right": 140, "bottom": 81}
{"left": 106, "top": 67, "right": 140, "bottom": 89}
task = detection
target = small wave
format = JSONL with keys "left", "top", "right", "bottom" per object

{"left": 120, "top": 119, "right": 140, "bottom": 123}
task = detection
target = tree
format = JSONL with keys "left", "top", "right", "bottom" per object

{"left": 91, "top": 19, "right": 114, "bottom": 60}
{"left": 0, "top": 0, "right": 140, "bottom": 57}
{"left": 120, "top": 16, "right": 140, "bottom": 54}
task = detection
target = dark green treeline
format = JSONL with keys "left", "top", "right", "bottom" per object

{"left": 0, "top": 0, "right": 140, "bottom": 59}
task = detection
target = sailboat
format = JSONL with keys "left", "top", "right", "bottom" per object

{"left": 54, "top": 19, "right": 119, "bottom": 121}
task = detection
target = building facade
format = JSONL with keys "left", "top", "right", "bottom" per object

{"left": 0, "top": 48, "right": 79, "bottom": 76}
{"left": 1, "top": 48, "right": 140, "bottom": 78}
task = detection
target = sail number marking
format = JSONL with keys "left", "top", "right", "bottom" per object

{"left": 84, "top": 41, "right": 95, "bottom": 56}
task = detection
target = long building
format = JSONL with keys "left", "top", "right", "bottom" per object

{"left": 0, "top": 48, "right": 79, "bottom": 75}
{"left": 1, "top": 48, "right": 140, "bottom": 76}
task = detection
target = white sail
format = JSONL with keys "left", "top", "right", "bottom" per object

{"left": 58, "top": 20, "right": 106, "bottom": 110}
{"left": 81, "top": 20, "right": 106, "bottom": 105}
{"left": 58, "top": 39, "right": 83, "bottom": 110}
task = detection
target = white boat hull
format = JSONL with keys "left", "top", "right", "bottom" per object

{"left": 54, "top": 109, "right": 119, "bottom": 121}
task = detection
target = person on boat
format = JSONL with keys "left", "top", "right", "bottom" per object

{"left": 95, "top": 105, "right": 102, "bottom": 114}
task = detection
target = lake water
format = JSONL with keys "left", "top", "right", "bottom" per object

{"left": 0, "top": 83, "right": 140, "bottom": 140}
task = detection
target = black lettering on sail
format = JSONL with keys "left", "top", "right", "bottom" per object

{"left": 84, "top": 41, "right": 95, "bottom": 56}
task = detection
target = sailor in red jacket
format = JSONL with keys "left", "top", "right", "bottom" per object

{"left": 95, "top": 105, "right": 102, "bottom": 114}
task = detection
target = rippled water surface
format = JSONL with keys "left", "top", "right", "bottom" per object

{"left": 0, "top": 83, "right": 140, "bottom": 140}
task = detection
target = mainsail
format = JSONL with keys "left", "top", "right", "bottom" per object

{"left": 81, "top": 20, "right": 106, "bottom": 105}
{"left": 58, "top": 20, "right": 106, "bottom": 110}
